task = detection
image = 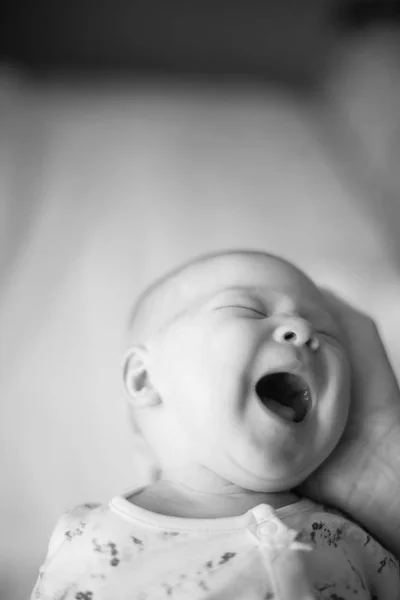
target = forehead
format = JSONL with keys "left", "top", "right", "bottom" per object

{"left": 179, "top": 254, "right": 323, "bottom": 306}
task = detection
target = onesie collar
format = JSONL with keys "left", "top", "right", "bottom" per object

{"left": 110, "top": 486, "right": 317, "bottom": 533}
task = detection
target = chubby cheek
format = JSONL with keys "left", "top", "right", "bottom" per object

{"left": 149, "top": 330, "right": 212, "bottom": 416}
{"left": 210, "top": 318, "right": 260, "bottom": 357}
{"left": 332, "top": 350, "right": 350, "bottom": 417}
{"left": 151, "top": 319, "right": 260, "bottom": 437}
{"left": 317, "top": 347, "right": 350, "bottom": 448}
{"left": 197, "top": 323, "right": 260, "bottom": 415}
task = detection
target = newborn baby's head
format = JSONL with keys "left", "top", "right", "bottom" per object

{"left": 123, "top": 250, "right": 350, "bottom": 492}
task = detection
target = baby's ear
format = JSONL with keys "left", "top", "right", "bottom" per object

{"left": 123, "top": 346, "right": 161, "bottom": 408}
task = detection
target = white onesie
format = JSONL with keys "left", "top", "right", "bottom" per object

{"left": 31, "top": 488, "right": 400, "bottom": 600}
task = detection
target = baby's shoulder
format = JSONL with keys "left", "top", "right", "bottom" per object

{"left": 296, "top": 505, "right": 400, "bottom": 598}
{"left": 297, "top": 505, "right": 376, "bottom": 549}
{"left": 296, "top": 505, "right": 399, "bottom": 583}
{"left": 62, "top": 501, "right": 103, "bottom": 523}
{"left": 46, "top": 502, "right": 105, "bottom": 557}
{"left": 32, "top": 500, "right": 151, "bottom": 599}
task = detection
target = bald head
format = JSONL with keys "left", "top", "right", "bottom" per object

{"left": 128, "top": 249, "right": 323, "bottom": 346}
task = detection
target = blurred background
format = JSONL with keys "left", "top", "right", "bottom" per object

{"left": 1, "top": 1, "right": 400, "bottom": 598}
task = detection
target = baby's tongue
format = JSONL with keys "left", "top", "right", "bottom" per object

{"left": 266, "top": 398, "right": 296, "bottom": 421}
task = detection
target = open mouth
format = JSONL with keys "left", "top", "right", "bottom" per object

{"left": 255, "top": 372, "right": 312, "bottom": 423}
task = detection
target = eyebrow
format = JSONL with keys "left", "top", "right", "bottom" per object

{"left": 211, "top": 285, "right": 261, "bottom": 297}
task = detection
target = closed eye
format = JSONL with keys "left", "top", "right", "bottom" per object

{"left": 214, "top": 305, "right": 267, "bottom": 317}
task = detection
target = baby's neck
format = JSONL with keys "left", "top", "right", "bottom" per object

{"left": 130, "top": 466, "right": 299, "bottom": 518}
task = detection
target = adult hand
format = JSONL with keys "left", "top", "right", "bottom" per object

{"left": 298, "top": 292, "right": 400, "bottom": 558}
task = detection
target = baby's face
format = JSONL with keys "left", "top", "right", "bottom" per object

{"left": 144, "top": 254, "right": 350, "bottom": 492}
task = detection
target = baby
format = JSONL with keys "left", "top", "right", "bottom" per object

{"left": 32, "top": 250, "right": 400, "bottom": 600}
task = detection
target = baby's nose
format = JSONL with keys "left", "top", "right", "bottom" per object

{"left": 273, "top": 316, "right": 319, "bottom": 351}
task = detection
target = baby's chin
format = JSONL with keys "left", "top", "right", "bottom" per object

{"left": 226, "top": 462, "right": 317, "bottom": 494}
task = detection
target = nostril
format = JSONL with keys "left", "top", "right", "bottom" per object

{"left": 306, "top": 337, "right": 320, "bottom": 351}
{"left": 283, "top": 331, "right": 297, "bottom": 342}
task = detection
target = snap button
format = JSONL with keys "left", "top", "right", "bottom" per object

{"left": 257, "top": 520, "right": 279, "bottom": 537}
{"left": 252, "top": 504, "right": 275, "bottom": 521}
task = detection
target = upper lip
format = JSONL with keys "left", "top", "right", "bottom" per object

{"left": 256, "top": 362, "right": 314, "bottom": 392}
